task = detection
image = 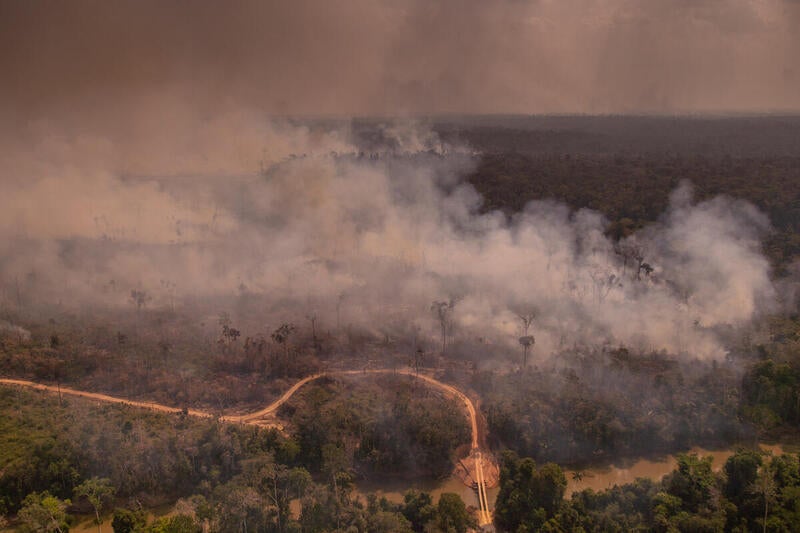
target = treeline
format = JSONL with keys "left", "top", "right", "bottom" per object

{"left": 465, "top": 152, "right": 800, "bottom": 270}
{"left": 432, "top": 118, "right": 800, "bottom": 272}
{"left": 0, "top": 375, "right": 473, "bottom": 531}
{"left": 494, "top": 448, "right": 800, "bottom": 532}
{"left": 435, "top": 116, "right": 800, "bottom": 158}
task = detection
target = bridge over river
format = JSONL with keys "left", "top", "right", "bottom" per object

{"left": 2, "top": 368, "right": 498, "bottom": 527}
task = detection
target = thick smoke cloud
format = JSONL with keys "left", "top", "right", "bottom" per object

{"left": 1, "top": 0, "right": 799, "bottom": 116}
{"left": 0, "top": 114, "right": 777, "bottom": 361}
{"left": 0, "top": 1, "right": 789, "bottom": 360}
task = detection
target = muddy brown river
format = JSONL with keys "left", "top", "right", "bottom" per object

{"left": 563, "top": 443, "right": 787, "bottom": 494}
{"left": 353, "top": 443, "right": 791, "bottom": 512}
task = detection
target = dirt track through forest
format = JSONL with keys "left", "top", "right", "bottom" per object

{"left": 1, "top": 369, "right": 495, "bottom": 525}
{"left": 1, "top": 369, "right": 480, "bottom": 446}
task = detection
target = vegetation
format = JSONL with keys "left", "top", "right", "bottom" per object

{"left": 0, "top": 307, "right": 323, "bottom": 413}
{"left": 5, "top": 117, "right": 800, "bottom": 529}
{"left": 739, "top": 317, "right": 800, "bottom": 435}
{"left": 434, "top": 118, "right": 800, "bottom": 273}
{"left": 0, "top": 376, "right": 473, "bottom": 531}
{"left": 473, "top": 347, "right": 743, "bottom": 465}
{"left": 494, "top": 449, "right": 800, "bottom": 532}
{"left": 284, "top": 375, "right": 470, "bottom": 479}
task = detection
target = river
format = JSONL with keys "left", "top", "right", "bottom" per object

{"left": 353, "top": 443, "right": 792, "bottom": 512}
{"left": 355, "top": 474, "right": 500, "bottom": 513}
{"left": 563, "top": 443, "right": 789, "bottom": 494}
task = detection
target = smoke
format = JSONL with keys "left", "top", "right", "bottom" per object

{"left": 0, "top": 112, "right": 778, "bottom": 361}
{"left": 0, "top": 320, "right": 31, "bottom": 342}
{"left": 1, "top": 0, "right": 799, "bottom": 117}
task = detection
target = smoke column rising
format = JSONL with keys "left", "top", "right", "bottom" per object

{"left": 0, "top": 113, "right": 777, "bottom": 360}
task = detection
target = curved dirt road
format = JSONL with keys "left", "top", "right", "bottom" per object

{"left": 229, "top": 369, "right": 480, "bottom": 450}
{"left": 0, "top": 378, "right": 217, "bottom": 419}
{"left": 1, "top": 369, "right": 493, "bottom": 526}
{"left": 1, "top": 369, "right": 480, "bottom": 448}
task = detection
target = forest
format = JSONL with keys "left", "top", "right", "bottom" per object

{"left": 494, "top": 448, "right": 800, "bottom": 532}
{"left": 0, "top": 377, "right": 474, "bottom": 532}
{"left": 3, "top": 115, "right": 800, "bottom": 531}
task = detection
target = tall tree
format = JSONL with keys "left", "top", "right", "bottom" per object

{"left": 494, "top": 452, "right": 566, "bottom": 531}
{"left": 437, "top": 493, "right": 474, "bottom": 533}
{"left": 17, "top": 492, "right": 71, "bottom": 533}
{"left": 271, "top": 323, "right": 296, "bottom": 362}
{"left": 74, "top": 477, "right": 116, "bottom": 533}
{"left": 431, "top": 299, "right": 456, "bottom": 355}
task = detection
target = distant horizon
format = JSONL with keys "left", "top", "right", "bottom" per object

{"left": 4, "top": 1, "right": 800, "bottom": 119}
{"left": 288, "top": 111, "right": 800, "bottom": 120}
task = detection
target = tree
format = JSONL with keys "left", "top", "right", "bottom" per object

{"left": 111, "top": 508, "right": 146, "bottom": 533}
{"left": 411, "top": 348, "right": 425, "bottom": 375}
{"left": 518, "top": 335, "right": 535, "bottom": 369}
{"left": 129, "top": 289, "right": 151, "bottom": 336}
{"left": 665, "top": 454, "right": 715, "bottom": 513}
{"left": 240, "top": 457, "right": 310, "bottom": 533}
{"left": 214, "top": 484, "right": 265, "bottom": 533}
{"left": 724, "top": 449, "right": 763, "bottom": 506}
{"left": 589, "top": 269, "right": 620, "bottom": 303}
{"left": 437, "top": 493, "right": 474, "bottom": 533}
{"left": 271, "top": 323, "right": 295, "bottom": 359}
{"left": 615, "top": 242, "right": 651, "bottom": 280}
{"left": 74, "top": 477, "right": 115, "bottom": 533}
{"left": 217, "top": 313, "right": 240, "bottom": 353}
{"left": 517, "top": 312, "right": 536, "bottom": 368}
{"left": 401, "top": 490, "right": 437, "bottom": 532}
{"left": 159, "top": 279, "right": 177, "bottom": 312}
{"left": 17, "top": 492, "right": 71, "bottom": 533}
{"left": 494, "top": 452, "right": 566, "bottom": 531}
{"left": 431, "top": 299, "right": 456, "bottom": 355}
{"left": 148, "top": 515, "right": 199, "bottom": 533}
{"left": 366, "top": 510, "right": 413, "bottom": 533}
{"left": 305, "top": 312, "right": 318, "bottom": 347}
{"left": 517, "top": 312, "right": 535, "bottom": 336}
{"left": 129, "top": 290, "right": 150, "bottom": 312}
{"left": 750, "top": 465, "right": 778, "bottom": 533}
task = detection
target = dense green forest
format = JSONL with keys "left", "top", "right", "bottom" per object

{"left": 494, "top": 448, "right": 800, "bottom": 532}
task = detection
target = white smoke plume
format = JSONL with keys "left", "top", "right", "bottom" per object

{"left": 0, "top": 113, "right": 778, "bottom": 361}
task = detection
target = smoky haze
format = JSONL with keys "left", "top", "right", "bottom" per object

{"left": 0, "top": 1, "right": 791, "bottom": 363}
{"left": 0, "top": 112, "right": 779, "bottom": 360}
{"left": 1, "top": 0, "right": 800, "bottom": 117}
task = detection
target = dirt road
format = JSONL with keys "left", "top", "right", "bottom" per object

{"left": 1, "top": 369, "right": 480, "bottom": 445}
{"left": 0, "top": 378, "right": 218, "bottom": 419}
{"left": 2, "top": 369, "right": 494, "bottom": 525}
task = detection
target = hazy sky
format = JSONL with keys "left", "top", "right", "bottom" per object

{"left": 2, "top": 0, "right": 799, "bottom": 119}
{"left": 0, "top": 1, "right": 789, "bottom": 360}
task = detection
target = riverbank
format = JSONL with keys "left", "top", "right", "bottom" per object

{"left": 564, "top": 442, "right": 793, "bottom": 494}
